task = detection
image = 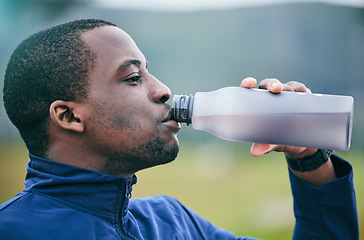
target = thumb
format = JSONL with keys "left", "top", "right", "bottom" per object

{"left": 251, "top": 143, "right": 312, "bottom": 158}
{"left": 250, "top": 143, "right": 275, "bottom": 157}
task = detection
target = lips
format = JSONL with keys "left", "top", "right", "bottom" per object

{"left": 161, "top": 112, "right": 181, "bottom": 132}
{"left": 160, "top": 107, "right": 173, "bottom": 123}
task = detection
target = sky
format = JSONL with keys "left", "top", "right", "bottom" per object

{"left": 93, "top": 0, "right": 364, "bottom": 11}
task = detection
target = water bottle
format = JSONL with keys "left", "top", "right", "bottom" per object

{"left": 170, "top": 87, "right": 354, "bottom": 151}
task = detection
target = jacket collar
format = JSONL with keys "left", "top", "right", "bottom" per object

{"left": 25, "top": 153, "right": 137, "bottom": 221}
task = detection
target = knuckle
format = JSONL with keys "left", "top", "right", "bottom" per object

{"left": 286, "top": 81, "right": 308, "bottom": 92}
{"left": 282, "top": 85, "right": 294, "bottom": 92}
{"left": 258, "top": 78, "right": 280, "bottom": 89}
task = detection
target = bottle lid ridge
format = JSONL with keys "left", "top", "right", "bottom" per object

{"left": 171, "top": 94, "right": 194, "bottom": 124}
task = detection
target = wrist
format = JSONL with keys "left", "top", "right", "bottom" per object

{"left": 285, "top": 149, "right": 334, "bottom": 172}
{"left": 285, "top": 148, "right": 318, "bottom": 160}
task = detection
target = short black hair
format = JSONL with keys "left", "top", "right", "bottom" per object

{"left": 3, "top": 19, "right": 116, "bottom": 157}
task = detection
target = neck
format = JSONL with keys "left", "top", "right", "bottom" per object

{"left": 46, "top": 143, "right": 135, "bottom": 178}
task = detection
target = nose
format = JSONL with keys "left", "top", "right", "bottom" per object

{"left": 149, "top": 75, "right": 171, "bottom": 104}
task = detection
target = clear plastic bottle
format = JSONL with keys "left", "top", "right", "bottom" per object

{"left": 171, "top": 87, "right": 354, "bottom": 151}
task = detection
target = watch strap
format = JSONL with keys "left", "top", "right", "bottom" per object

{"left": 286, "top": 149, "right": 333, "bottom": 172}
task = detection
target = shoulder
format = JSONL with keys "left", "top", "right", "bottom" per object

{"left": 0, "top": 192, "right": 30, "bottom": 217}
{"left": 128, "top": 195, "right": 202, "bottom": 238}
{"left": 0, "top": 192, "right": 34, "bottom": 239}
{"left": 129, "top": 195, "right": 197, "bottom": 224}
{"left": 129, "top": 195, "right": 210, "bottom": 227}
{"left": 128, "top": 195, "right": 242, "bottom": 239}
{"left": 0, "top": 191, "right": 111, "bottom": 240}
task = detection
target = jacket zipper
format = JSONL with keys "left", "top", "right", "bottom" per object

{"left": 116, "top": 177, "right": 138, "bottom": 240}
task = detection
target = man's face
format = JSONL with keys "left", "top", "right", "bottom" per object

{"left": 81, "top": 26, "right": 181, "bottom": 176}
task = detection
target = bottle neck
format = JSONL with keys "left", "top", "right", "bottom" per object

{"left": 170, "top": 94, "right": 194, "bottom": 125}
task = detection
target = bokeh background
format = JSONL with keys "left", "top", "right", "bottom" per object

{"left": 0, "top": 0, "right": 363, "bottom": 238}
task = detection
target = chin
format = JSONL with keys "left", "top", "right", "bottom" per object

{"left": 157, "top": 140, "right": 180, "bottom": 165}
{"left": 118, "top": 135, "right": 180, "bottom": 174}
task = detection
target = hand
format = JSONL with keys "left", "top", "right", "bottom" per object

{"left": 240, "top": 77, "right": 318, "bottom": 159}
{"left": 240, "top": 77, "right": 337, "bottom": 185}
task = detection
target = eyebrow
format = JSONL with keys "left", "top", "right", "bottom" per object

{"left": 116, "top": 59, "right": 142, "bottom": 73}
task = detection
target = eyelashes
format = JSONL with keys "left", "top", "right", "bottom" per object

{"left": 124, "top": 75, "right": 142, "bottom": 83}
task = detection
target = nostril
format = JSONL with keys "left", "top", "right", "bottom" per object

{"left": 159, "top": 95, "right": 169, "bottom": 104}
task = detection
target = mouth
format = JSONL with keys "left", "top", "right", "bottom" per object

{"left": 160, "top": 105, "right": 173, "bottom": 123}
{"left": 161, "top": 110, "right": 181, "bottom": 132}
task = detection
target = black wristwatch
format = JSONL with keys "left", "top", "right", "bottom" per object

{"left": 285, "top": 149, "right": 334, "bottom": 172}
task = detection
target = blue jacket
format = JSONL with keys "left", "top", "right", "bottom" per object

{"left": 0, "top": 153, "right": 358, "bottom": 239}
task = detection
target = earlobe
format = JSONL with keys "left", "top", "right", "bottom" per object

{"left": 49, "top": 100, "right": 85, "bottom": 133}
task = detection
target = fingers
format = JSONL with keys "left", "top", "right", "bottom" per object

{"left": 240, "top": 77, "right": 257, "bottom": 88}
{"left": 258, "top": 78, "right": 284, "bottom": 93}
{"left": 250, "top": 143, "right": 290, "bottom": 157}
{"left": 251, "top": 142, "right": 317, "bottom": 159}
{"left": 245, "top": 77, "right": 314, "bottom": 158}
{"left": 257, "top": 78, "right": 311, "bottom": 94}
{"left": 285, "top": 81, "right": 312, "bottom": 93}
{"left": 250, "top": 143, "right": 274, "bottom": 157}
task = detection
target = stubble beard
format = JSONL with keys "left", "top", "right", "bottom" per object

{"left": 92, "top": 100, "right": 179, "bottom": 176}
{"left": 103, "top": 135, "right": 179, "bottom": 176}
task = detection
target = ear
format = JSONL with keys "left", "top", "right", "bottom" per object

{"left": 49, "top": 100, "right": 85, "bottom": 133}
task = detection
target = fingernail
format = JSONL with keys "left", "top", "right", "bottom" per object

{"left": 243, "top": 77, "right": 256, "bottom": 85}
{"left": 243, "top": 77, "right": 251, "bottom": 83}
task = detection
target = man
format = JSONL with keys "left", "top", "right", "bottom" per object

{"left": 0, "top": 19, "right": 358, "bottom": 239}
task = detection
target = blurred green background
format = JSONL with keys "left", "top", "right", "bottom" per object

{"left": 0, "top": 0, "right": 363, "bottom": 239}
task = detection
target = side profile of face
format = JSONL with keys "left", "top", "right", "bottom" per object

{"left": 79, "top": 26, "right": 181, "bottom": 176}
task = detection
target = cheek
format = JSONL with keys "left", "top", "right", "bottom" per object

{"left": 108, "top": 100, "right": 160, "bottom": 137}
{"left": 115, "top": 98, "right": 152, "bottom": 127}
{"left": 88, "top": 92, "right": 163, "bottom": 142}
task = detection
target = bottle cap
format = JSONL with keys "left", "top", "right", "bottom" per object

{"left": 170, "top": 94, "right": 194, "bottom": 125}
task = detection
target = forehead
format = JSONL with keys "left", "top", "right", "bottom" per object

{"left": 82, "top": 25, "right": 145, "bottom": 64}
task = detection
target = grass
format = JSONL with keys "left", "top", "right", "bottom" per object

{"left": 0, "top": 140, "right": 363, "bottom": 239}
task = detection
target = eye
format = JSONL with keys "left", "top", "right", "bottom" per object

{"left": 124, "top": 75, "right": 142, "bottom": 83}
